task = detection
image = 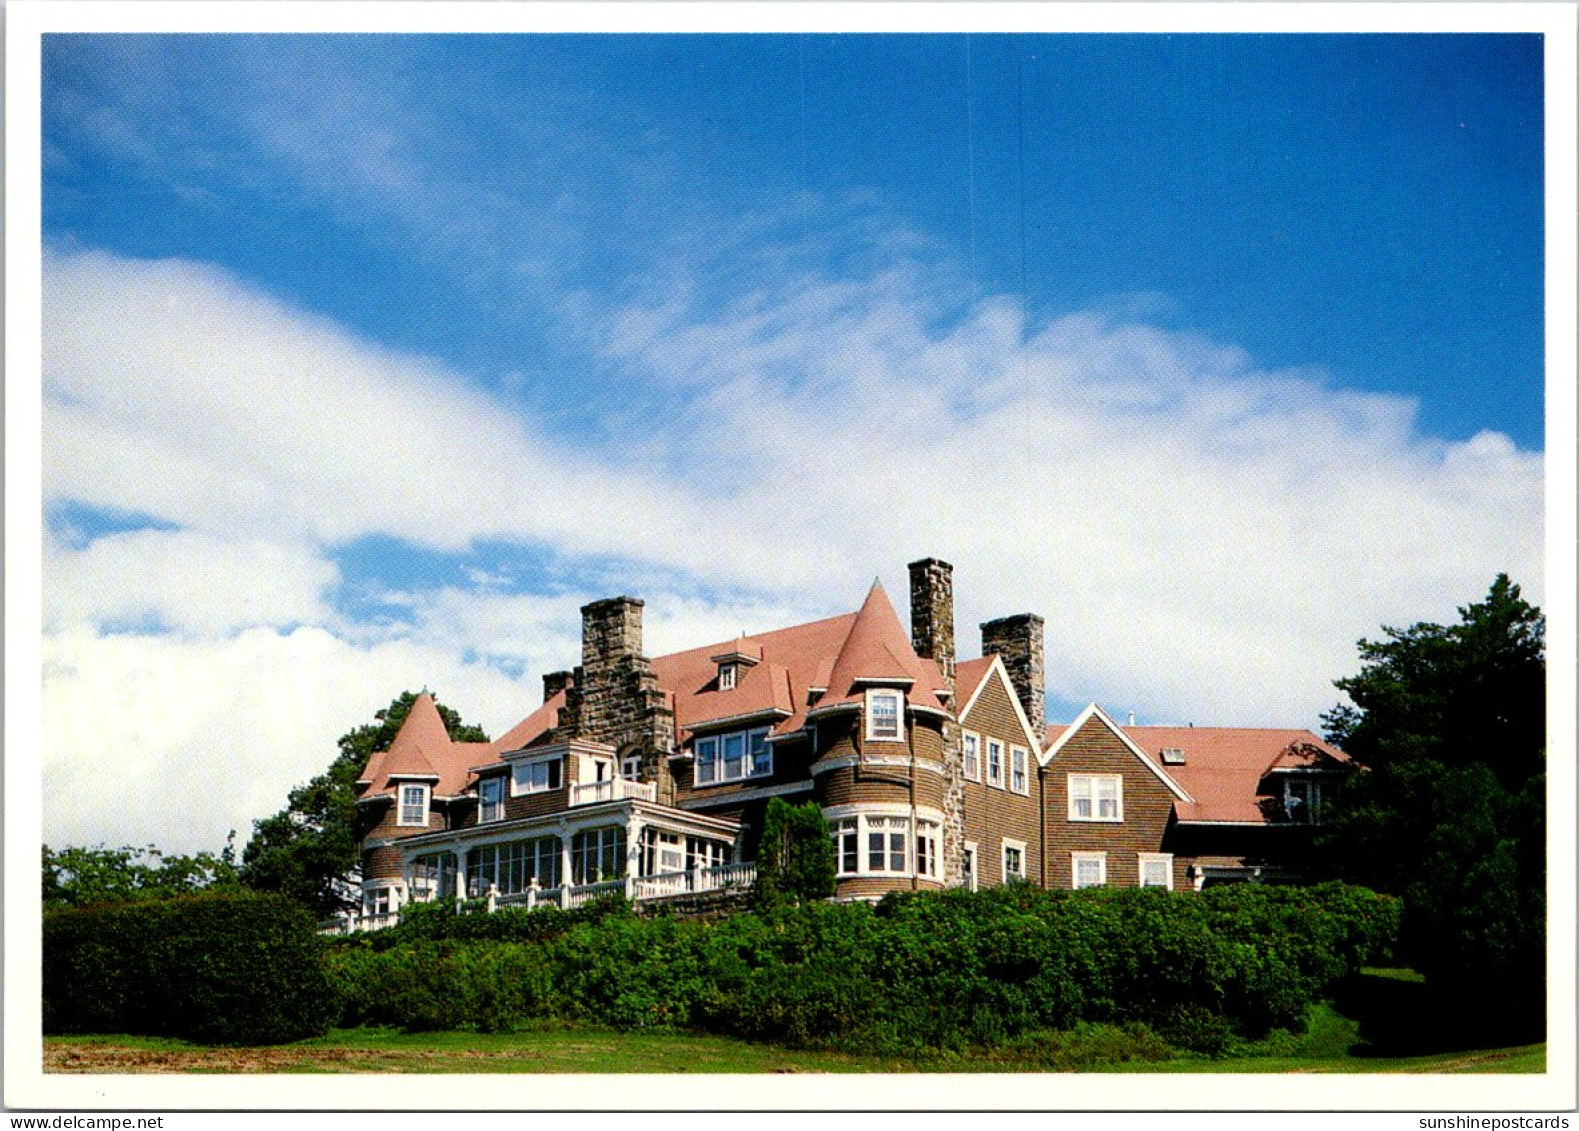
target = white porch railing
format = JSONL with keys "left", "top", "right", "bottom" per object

{"left": 319, "top": 910, "right": 401, "bottom": 935}
{"left": 632, "top": 861, "right": 757, "bottom": 902}
{"left": 568, "top": 778, "right": 656, "bottom": 806}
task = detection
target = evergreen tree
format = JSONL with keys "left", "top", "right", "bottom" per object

{"left": 755, "top": 798, "right": 837, "bottom": 906}
{"left": 1317, "top": 576, "right": 1544, "bottom": 1038}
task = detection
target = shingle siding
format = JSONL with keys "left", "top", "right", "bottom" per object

{"left": 1043, "top": 716, "right": 1176, "bottom": 889}
{"left": 958, "top": 673, "right": 1043, "bottom": 887}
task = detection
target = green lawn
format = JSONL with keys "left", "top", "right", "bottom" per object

{"left": 44, "top": 969, "right": 1545, "bottom": 1075}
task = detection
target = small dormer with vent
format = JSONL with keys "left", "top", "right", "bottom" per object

{"left": 710, "top": 637, "right": 762, "bottom": 691}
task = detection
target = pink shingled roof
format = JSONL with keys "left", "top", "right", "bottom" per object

{"left": 813, "top": 582, "right": 949, "bottom": 713}
{"left": 650, "top": 613, "right": 858, "bottom": 739}
{"left": 953, "top": 656, "right": 995, "bottom": 713}
{"left": 1042, "top": 721, "right": 1350, "bottom": 824}
{"left": 362, "top": 693, "right": 481, "bottom": 799}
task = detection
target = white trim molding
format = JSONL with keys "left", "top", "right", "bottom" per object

{"left": 1138, "top": 852, "right": 1174, "bottom": 890}
{"left": 1044, "top": 703, "right": 1194, "bottom": 802}
{"left": 958, "top": 655, "right": 1044, "bottom": 753}
{"left": 1001, "top": 838, "right": 1028, "bottom": 884}
{"left": 1071, "top": 851, "right": 1107, "bottom": 889}
{"left": 1067, "top": 772, "right": 1124, "bottom": 822}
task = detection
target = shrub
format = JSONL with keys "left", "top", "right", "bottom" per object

{"left": 44, "top": 890, "right": 337, "bottom": 1044}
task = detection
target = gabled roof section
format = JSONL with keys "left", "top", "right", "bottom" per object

{"left": 1043, "top": 704, "right": 1194, "bottom": 802}
{"left": 813, "top": 581, "right": 949, "bottom": 713}
{"left": 1125, "top": 726, "right": 1351, "bottom": 823}
{"left": 956, "top": 653, "right": 1043, "bottom": 752}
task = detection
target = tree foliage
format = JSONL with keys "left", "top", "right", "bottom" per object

{"left": 241, "top": 690, "right": 487, "bottom": 916}
{"left": 1317, "top": 575, "right": 1544, "bottom": 1037}
{"left": 754, "top": 798, "right": 837, "bottom": 906}
{"left": 42, "top": 838, "right": 240, "bottom": 909}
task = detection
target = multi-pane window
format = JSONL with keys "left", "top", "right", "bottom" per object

{"left": 398, "top": 783, "right": 429, "bottom": 826}
{"left": 571, "top": 827, "right": 626, "bottom": 885}
{"left": 408, "top": 853, "right": 456, "bottom": 901}
{"left": 987, "top": 739, "right": 1004, "bottom": 788}
{"left": 1072, "top": 852, "right": 1107, "bottom": 889}
{"left": 1011, "top": 746, "right": 1029, "bottom": 794}
{"left": 915, "top": 821, "right": 940, "bottom": 879}
{"left": 962, "top": 844, "right": 978, "bottom": 891}
{"left": 620, "top": 754, "right": 643, "bottom": 782}
{"left": 831, "top": 818, "right": 860, "bottom": 876}
{"left": 1138, "top": 853, "right": 1173, "bottom": 889}
{"left": 866, "top": 690, "right": 903, "bottom": 741}
{"left": 468, "top": 836, "right": 561, "bottom": 895}
{"left": 1284, "top": 778, "right": 1325, "bottom": 824}
{"left": 962, "top": 732, "right": 981, "bottom": 781}
{"left": 694, "top": 728, "right": 772, "bottom": 785}
{"left": 867, "top": 815, "right": 909, "bottom": 873}
{"left": 479, "top": 776, "right": 505, "bottom": 823}
{"left": 511, "top": 756, "right": 563, "bottom": 796}
{"left": 1068, "top": 774, "right": 1123, "bottom": 821}
{"left": 686, "top": 837, "right": 732, "bottom": 872}
{"left": 365, "top": 886, "right": 393, "bottom": 915}
{"left": 718, "top": 663, "right": 737, "bottom": 691}
{"left": 1003, "top": 841, "right": 1026, "bottom": 883}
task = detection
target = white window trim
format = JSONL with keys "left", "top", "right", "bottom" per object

{"left": 396, "top": 783, "right": 430, "bottom": 827}
{"left": 1138, "top": 852, "right": 1174, "bottom": 890}
{"left": 1067, "top": 773, "right": 1124, "bottom": 822}
{"left": 962, "top": 840, "right": 979, "bottom": 892}
{"left": 510, "top": 753, "right": 564, "bottom": 797}
{"left": 718, "top": 663, "right": 737, "bottom": 691}
{"left": 828, "top": 812, "right": 941, "bottom": 879}
{"left": 478, "top": 776, "right": 505, "bottom": 823}
{"left": 1072, "top": 851, "right": 1107, "bottom": 889}
{"left": 961, "top": 731, "right": 982, "bottom": 782}
{"left": 1010, "top": 745, "right": 1030, "bottom": 795}
{"left": 1002, "top": 838, "right": 1027, "bottom": 883}
{"left": 864, "top": 688, "right": 906, "bottom": 743}
{"left": 986, "top": 738, "right": 1005, "bottom": 789}
{"left": 693, "top": 727, "right": 774, "bottom": 787}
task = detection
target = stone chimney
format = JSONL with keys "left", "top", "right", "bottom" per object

{"left": 907, "top": 558, "right": 956, "bottom": 681}
{"left": 581, "top": 596, "right": 644, "bottom": 666}
{"left": 542, "top": 670, "right": 573, "bottom": 703}
{"left": 981, "top": 613, "right": 1045, "bottom": 727}
{"left": 556, "top": 595, "right": 677, "bottom": 803}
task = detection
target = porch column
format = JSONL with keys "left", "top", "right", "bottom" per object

{"left": 454, "top": 847, "right": 468, "bottom": 907}
{"left": 626, "top": 818, "right": 646, "bottom": 901}
{"left": 559, "top": 824, "right": 573, "bottom": 909}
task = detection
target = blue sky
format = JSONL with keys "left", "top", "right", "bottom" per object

{"left": 38, "top": 30, "right": 1547, "bottom": 853}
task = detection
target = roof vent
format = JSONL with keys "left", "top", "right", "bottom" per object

{"left": 1161, "top": 747, "right": 1186, "bottom": 765}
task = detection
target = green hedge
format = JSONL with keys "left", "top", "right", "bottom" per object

{"left": 324, "top": 882, "right": 1399, "bottom": 1055}
{"left": 43, "top": 890, "right": 337, "bottom": 1045}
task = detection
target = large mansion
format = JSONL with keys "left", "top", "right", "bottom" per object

{"left": 349, "top": 559, "right": 1351, "bottom": 924}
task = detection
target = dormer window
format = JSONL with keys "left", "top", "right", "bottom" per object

{"left": 865, "top": 689, "right": 904, "bottom": 742}
{"left": 1161, "top": 747, "right": 1186, "bottom": 765}
{"left": 479, "top": 776, "right": 504, "bottom": 823}
{"left": 397, "top": 783, "right": 430, "bottom": 827}
{"left": 718, "top": 663, "right": 737, "bottom": 691}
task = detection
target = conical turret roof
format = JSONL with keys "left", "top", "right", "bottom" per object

{"left": 817, "top": 580, "right": 948, "bottom": 711}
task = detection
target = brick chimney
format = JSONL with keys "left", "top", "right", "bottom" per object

{"left": 542, "top": 670, "right": 573, "bottom": 703}
{"left": 908, "top": 557, "right": 956, "bottom": 681}
{"left": 981, "top": 613, "right": 1045, "bottom": 727}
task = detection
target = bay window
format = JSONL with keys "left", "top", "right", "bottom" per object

{"left": 829, "top": 813, "right": 941, "bottom": 879}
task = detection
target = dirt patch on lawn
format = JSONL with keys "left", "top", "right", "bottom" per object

{"left": 45, "top": 1043, "right": 443, "bottom": 1074}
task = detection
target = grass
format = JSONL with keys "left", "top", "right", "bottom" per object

{"left": 44, "top": 969, "right": 1545, "bottom": 1075}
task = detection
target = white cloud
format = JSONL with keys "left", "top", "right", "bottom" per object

{"left": 39, "top": 246, "right": 1544, "bottom": 854}
{"left": 42, "top": 625, "right": 532, "bottom": 856}
{"left": 45, "top": 527, "right": 337, "bottom": 635}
